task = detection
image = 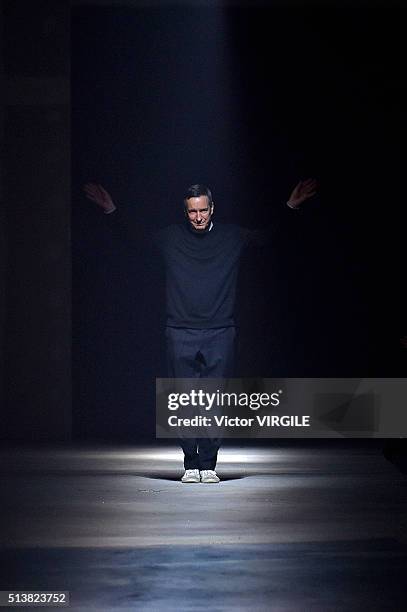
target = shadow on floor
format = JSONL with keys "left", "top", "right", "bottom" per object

{"left": 148, "top": 473, "right": 246, "bottom": 482}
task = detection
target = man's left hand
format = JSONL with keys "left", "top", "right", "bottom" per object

{"left": 287, "top": 178, "right": 318, "bottom": 209}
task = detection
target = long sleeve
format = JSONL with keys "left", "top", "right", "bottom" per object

{"left": 243, "top": 201, "right": 306, "bottom": 249}
{"left": 100, "top": 204, "right": 154, "bottom": 254}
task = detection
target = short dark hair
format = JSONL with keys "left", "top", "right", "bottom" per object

{"left": 184, "top": 184, "right": 213, "bottom": 207}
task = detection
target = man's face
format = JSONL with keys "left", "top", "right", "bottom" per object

{"left": 185, "top": 196, "right": 214, "bottom": 231}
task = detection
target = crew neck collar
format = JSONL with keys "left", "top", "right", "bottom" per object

{"left": 186, "top": 221, "right": 214, "bottom": 235}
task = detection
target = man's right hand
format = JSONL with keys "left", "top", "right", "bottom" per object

{"left": 84, "top": 183, "right": 116, "bottom": 214}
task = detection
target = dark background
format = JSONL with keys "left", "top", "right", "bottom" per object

{"left": 2, "top": 1, "right": 406, "bottom": 441}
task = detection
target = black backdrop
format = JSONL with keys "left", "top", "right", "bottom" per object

{"left": 72, "top": 3, "right": 405, "bottom": 440}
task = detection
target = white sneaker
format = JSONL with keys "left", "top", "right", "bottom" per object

{"left": 181, "top": 469, "right": 200, "bottom": 483}
{"left": 200, "top": 469, "right": 220, "bottom": 483}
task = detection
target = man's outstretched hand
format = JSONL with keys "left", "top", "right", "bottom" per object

{"left": 84, "top": 183, "right": 116, "bottom": 213}
{"left": 400, "top": 336, "right": 407, "bottom": 349}
{"left": 287, "top": 178, "right": 318, "bottom": 209}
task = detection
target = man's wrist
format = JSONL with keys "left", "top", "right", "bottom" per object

{"left": 287, "top": 201, "right": 300, "bottom": 209}
{"left": 104, "top": 205, "right": 117, "bottom": 214}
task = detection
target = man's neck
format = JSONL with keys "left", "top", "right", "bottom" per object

{"left": 188, "top": 221, "right": 213, "bottom": 234}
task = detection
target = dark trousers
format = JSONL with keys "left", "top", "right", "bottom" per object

{"left": 166, "top": 326, "right": 236, "bottom": 470}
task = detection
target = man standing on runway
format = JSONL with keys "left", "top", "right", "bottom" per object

{"left": 84, "top": 180, "right": 317, "bottom": 483}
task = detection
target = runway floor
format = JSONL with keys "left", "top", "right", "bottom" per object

{"left": 1, "top": 441, "right": 406, "bottom": 611}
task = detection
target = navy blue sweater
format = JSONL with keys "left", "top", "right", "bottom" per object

{"left": 105, "top": 206, "right": 301, "bottom": 329}
{"left": 154, "top": 222, "right": 250, "bottom": 328}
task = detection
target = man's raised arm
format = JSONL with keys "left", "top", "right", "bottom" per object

{"left": 246, "top": 178, "right": 318, "bottom": 247}
{"left": 84, "top": 183, "right": 117, "bottom": 214}
{"left": 82, "top": 182, "right": 152, "bottom": 249}
{"left": 286, "top": 178, "right": 317, "bottom": 209}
